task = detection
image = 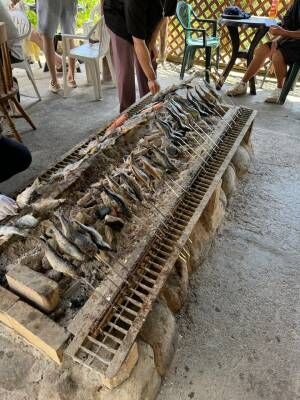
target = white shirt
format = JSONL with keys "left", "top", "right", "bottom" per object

{"left": 0, "top": 0, "right": 23, "bottom": 61}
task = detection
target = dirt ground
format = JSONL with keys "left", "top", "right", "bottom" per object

{"left": 158, "top": 93, "right": 300, "bottom": 400}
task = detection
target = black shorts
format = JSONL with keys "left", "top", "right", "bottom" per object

{"left": 0, "top": 136, "right": 32, "bottom": 183}
{"left": 266, "top": 39, "right": 300, "bottom": 65}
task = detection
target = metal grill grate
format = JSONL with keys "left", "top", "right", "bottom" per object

{"left": 68, "top": 107, "right": 256, "bottom": 379}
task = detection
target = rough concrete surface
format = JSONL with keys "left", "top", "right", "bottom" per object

{"left": 158, "top": 91, "right": 300, "bottom": 400}
{"left": 0, "top": 63, "right": 299, "bottom": 400}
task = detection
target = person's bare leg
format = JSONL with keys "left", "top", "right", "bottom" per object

{"left": 227, "top": 43, "right": 272, "bottom": 96}
{"left": 242, "top": 44, "right": 271, "bottom": 83}
{"left": 30, "top": 30, "right": 62, "bottom": 66}
{"left": 67, "top": 39, "right": 76, "bottom": 83}
{"left": 159, "top": 18, "right": 169, "bottom": 63}
{"left": 42, "top": 35, "right": 58, "bottom": 84}
{"left": 271, "top": 49, "right": 287, "bottom": 88}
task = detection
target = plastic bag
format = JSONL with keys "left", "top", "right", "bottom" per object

{"left": 0, "top": 194, "right": 19, "bottom": 221}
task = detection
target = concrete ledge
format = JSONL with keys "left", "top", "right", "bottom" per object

{"left": 2, "top": 300, "right": 70, "bottom": 364}
{"left": 6, "top": 264, "right": 60, "bottom": 313}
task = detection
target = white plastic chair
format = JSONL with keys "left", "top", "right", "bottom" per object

{"left": 62, "top": 18, "right": 115, "bottom": 100}
{"left": 82, "top": 2, "right": 101, "bottom": 36}
{"left": 10, "top": 9, "right": 42, "bottom": 100}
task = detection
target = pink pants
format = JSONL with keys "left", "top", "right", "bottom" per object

{"left": 108, "top": 29, "right": 156, "bottom": 112}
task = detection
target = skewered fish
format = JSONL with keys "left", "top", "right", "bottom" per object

{"left": 32, "top": 198, "right": 66, "bottom": 213}
{"left": 15, "top": 214, "right": 39, "bottom": 229}
{"left": 140, "top": 155, "right": 164, "bottom": 180}
{"left": 117, "top": 172, "right": 143, "bottom": 201}
{"left": 16, "top": 178, "right": 41, "bottom": 208}
{"left": 55, "top": 213, "right": 98, "bottom": 256}
{"left": 0, "top": 225, "right": 28, "bottom": 238}
{"left": 50, "top": 224, "right": 86, "bottom": 261}
{"left": 50, "top": 157, "right": 88, "bottom": 181}
{"left": 102, "top": 186, "right": 131, "bottom": 218}
{"left": 151, "top": 146, "right": 178, "bottom": 172}
{"left": 75, "top": 221, "right": 113, "bottom": 252}
{"left": 120, "top": 181, "right": 139, "bottom": 202}
{"left": 129, "top": 155, "right": 152, "bottom": 189}
{"left": 41, "top": 237, "right": 79, "bottom": 278}
{"left": 77, "top": 191, "right": 96, "bottom": 208}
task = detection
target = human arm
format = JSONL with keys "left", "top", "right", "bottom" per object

{"left": 269, "top": 25, "right": 300, "bottom": 39}
{"left": 132, "top": 37, "right": 160, "bottom": 94}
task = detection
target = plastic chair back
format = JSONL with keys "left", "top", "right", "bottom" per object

{"left": 176, "top": 1, "right": 193, "bottom": 40}
{"left": 98, "top": 18, "right": 110, "bottom": 57}
{"left": 9, "top": 9, "right": 31, "bottom": 40}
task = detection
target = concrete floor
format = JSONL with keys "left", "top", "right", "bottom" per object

{"left": 158, "top": 86, "right": 300, "bottom": 399}
{"left": 0, "top": 63, "right": 299, "bottom": 400}
{"left": 0, "top": 63, "right": 119, "bottom": 195}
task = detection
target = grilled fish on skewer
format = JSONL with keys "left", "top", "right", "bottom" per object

{"left": 171, "top": 95, "right": 199, "bottom": 117}
{"left": 102, "top": 186, "right": 131, "bottom": 218}
{"left": 55, "top": 213, "right": 99, "bottom": 256}
{"left": 0, "top": 225, "right": 28, "bottom": 238}
{"left": 105, "top": 175, "right": 122, "bottom": 194}
{"left": 151, "top": 146, "right": 178, "bottom": 172}
{"left": 140, "top": 155, "right": 164, "bottom": 180}
{"left": 50, "top": 224, "right": 86, "bottom": 261}
{"left": 32, "top": 198, "right": 66, "bottom": 214}
{"left": 128, "top": 154, "right": 152, "bottom": 189}
{"left": 16, "top": 178, "right": 40, "bottom": 208}
{"left": 202, "top": 78, "right": 222, "bottom": 100}
{"left": 187, "top": 90, "right": 210, "bottom": 117}
{"left": 15, "top": 214, "right": 39, "bottom": 229}
{"left": 120, "top": 181, "right": 139, "bottom": 202}
{"left": 40, "top": 237, "right": 79, "bottom": 279}
{"left": 152, "top": 80, "right": 193, "bottom": 102}
{"left": 74, "top": 221, "right": 113, "bottom": 252}
{"left": 117, "top": 172, "right": 143, "bottom": 201}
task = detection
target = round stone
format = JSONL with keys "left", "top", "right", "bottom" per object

{"left": 232, "top": 145, "right": 251, "bottom": 177}
{"left": 222, "top": 164, "right": 237, "bottom": 198}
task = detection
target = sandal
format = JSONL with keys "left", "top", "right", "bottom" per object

{"left": 67, "top": 80, "right": 77, "bottom": 88}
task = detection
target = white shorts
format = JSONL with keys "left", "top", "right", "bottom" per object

{"left": 37, "top": 0, "right": 78, "bottom": 38}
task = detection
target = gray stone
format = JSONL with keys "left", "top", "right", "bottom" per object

{"left": 232, "top": 145, "right": 251, "bottom": 177}
{"left": 221, "top": 164, "right": 237, "bottom": 198}
{"left": 140, "top": 300, "right": 178, "bottom": 376}
{"left": 220, "top": 188, "right": 227, "bottom": 208}
{"left": 161, "top": 259, "right": 189, "bottom": 313}
{"left": 98, "top": 340, "right": 161, "bottom": 400}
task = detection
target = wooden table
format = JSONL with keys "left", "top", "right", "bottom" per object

{"left": 217, "top": 16, "right": 277, "bottom": 94}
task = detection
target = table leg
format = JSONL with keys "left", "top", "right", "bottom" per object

{"left": 216, "top": 26, "right": 240, "bottom": 90}
{"left": 247, "top": 27, "right": 269, "bottom": 95}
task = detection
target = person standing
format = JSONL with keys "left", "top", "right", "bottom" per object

{"left": 37, "top": 0, "right": 78, "bottom": 93}
{"left": 103, "top": 0, "right": 177, "bottom": 112}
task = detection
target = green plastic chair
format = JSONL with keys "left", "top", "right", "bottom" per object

{"left": 279, "top": 63, "right": 300, "bottom": 104}
{"left": 176, "top": 0, "right": 220, "bottom": 82}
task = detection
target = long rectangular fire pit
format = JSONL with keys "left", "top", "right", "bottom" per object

{"left": 0, "top": 77, "right": 256, "bottom": 394}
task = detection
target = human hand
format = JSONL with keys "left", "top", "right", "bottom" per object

{"left": 0, "top": 194, "right": 18, "bottom": 221}
{"left": 269, "top": 25, "right": 286, "bottom": 37}
{"left": 148, "top": 79, "right": 161, "bottom": 95}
